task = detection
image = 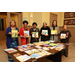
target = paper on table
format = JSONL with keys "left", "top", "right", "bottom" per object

{"left": 16, "top": 54, "right": 31, "bottom": 62}
{"left": 4, "top": 48, "right": 17, "bottom": 53}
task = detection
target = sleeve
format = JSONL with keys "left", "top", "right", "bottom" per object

{"left": 19, "top": 28, "right": 23, "bottom": 37}
{"left": 57, "top": 27, "right": 60, "bottom": 34}
{"left": 39, "top": 28, "right": 42, "bottom": 36}
{"left": 48, "top": 28, "right": 51, "bottom": 37}
{"left": 38, "top": 28, "right": 40, "bottom": 37}
{"left": 30, "top": 28, "right": 32, "bottom": 36}
{"left": 67, "top": 31, "right": 71, "bottom": 38}
{"left": 16, "top": 27, "right": 19, "bottom": 36}
{"left": 5, "top": 27, "right": 10, "bottom": 36}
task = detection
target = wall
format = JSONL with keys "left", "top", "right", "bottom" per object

{"left": 22, "top": 12, "right": 64, "bottom": 28}
{"left": 10, "top": 14, "right": 18, "bottom": 28}
{"left": 33, "top": 12, "right": 42, "bottom": 29}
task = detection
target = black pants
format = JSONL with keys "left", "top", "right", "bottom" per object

{"left": 30, "top": 38, "right": 39, "bottom": 43}
{"left": 62, "top": 47, "right": 68, "bottom": 57}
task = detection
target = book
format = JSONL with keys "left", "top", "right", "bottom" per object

{"left": 4, "top": 48, "right": 17, "bottom": 53}
{"left": 49, "top": 43, "right": 57, "bottom": 46}
{"left": 43, "top": 44, "right": 49, "bottom": 47}
{"left": 25, "top": 50, "right": 35, "bottom": 55}
{"left": 51, "top": 30, "right": 57, "bottom": 34}
{"left": 30, "top": 53, "right": 41, "bottom": 59}
{"left": 22, "top": 45, "right": 30, "bottom": 48}
{"left": 16, "top": 46, "right": 24, "bottom": 49}
{"left": 42, "top": 47, "right": 49, "bottom": 50}
{"left": 12, "top": 30, "right": 18, "bottom": 38}
{"left": 16, "top": 54, "right": 31, "bottom": 62}
{"left": 18, "top": 48, "right": 26, "bottom": 51}
{"left": 37, "top": 51, "right": 52, "bottom": 56}
{"left": 44, "top": 41, "right": 50, "bottom": 44}
{"left": 61, "top": 33, "right": 66, "bottom": 39}
{"left": 34, "top": 43, "right": 42, "bottom": 46}
{"left": 42, "top": 30, "right": 48, "bottom": 35}
{"left": 13, "top": 53, "right": 21, "bottom": 57}
{"left": 24, "top": 31, "right": 29, "bottom": 37}
{"left": 32, "top": 32, "right": 38, "bottom": 38}
{"left": 35, "top": 46, "right": 42, "bottom": 49}
{"left": 25, "top": 49, "right": 40, "bottom": 55}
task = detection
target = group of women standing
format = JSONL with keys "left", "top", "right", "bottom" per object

{"left": 5, "top": 20, "right": 71, "bottom": 61}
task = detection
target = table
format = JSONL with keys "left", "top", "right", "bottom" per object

{"left": 4, "top": 43, "right": 69, "bottom": 62}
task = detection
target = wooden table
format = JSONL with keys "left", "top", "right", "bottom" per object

{"left": 4, "top": 43, "right": 69, "bottom": 62}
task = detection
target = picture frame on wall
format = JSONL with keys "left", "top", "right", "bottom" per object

{"left": 64, "top": 12, "right": 75, "bottom": 18}
{"left": 64, "top": 19, "right": 75, "bottom": 25}
{"left": 64, "top": 12, "right": 69, "bottom": 18}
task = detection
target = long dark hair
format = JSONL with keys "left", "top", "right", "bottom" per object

{"left": 52, "top": 20, "right": 57, "bottom": 27}
{"left": 10, "top": 20, "right": 16, "bottom": 27}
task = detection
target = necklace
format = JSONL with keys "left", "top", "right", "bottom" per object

{"left": 11, "top": 27, "right": 16, "bottom": 30}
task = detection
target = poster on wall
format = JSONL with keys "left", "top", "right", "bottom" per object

{"left": 24, "top": 17, "right": 27, "bottom": 21}
{"left": 64, "top": 19, "right": 75, "bottom": 25}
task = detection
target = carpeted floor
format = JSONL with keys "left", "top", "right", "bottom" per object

{"left": 0, "top": 40, "right": 75, "bottom": 62}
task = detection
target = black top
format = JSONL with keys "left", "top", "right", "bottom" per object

{"left": 30, "top": 28, "right": 39, "bottom": 43}
{"left": 40, "top": 26, "right": 51, "bottom": 41}
{"left": 60, "top": 30, "right": 71, "bottom": 43}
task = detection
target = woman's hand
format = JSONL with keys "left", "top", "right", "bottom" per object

{"left": 8, "top": 32, "right": 12, "bottom": 35}
{"left": 66, "top": 36, "right": 68, "bottom": 38}
{"left": 30, "top": 32, "right": 33, "bottom": 34}
{"left": 45, "top": 34, "right": 48, "bottom": 36}
{"left": 55, "top": 33, "right": 58, "bottom": 35}
{"left": 35, "top": 37, "right": 39, "bottom": 39}
{"left": 41, "top": 32, "right": 43, "bottom": 35}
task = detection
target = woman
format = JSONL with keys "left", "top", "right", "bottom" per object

{"left": 50, "top": 20, "right": 60, "bottom": 42}
{"left": 19, "top": 21, "right": 29, "bottom": 45}
{"left": 5, "top": 20, "right": 19, "bottom": 62}
{"left": 30, "top": 22, "right": 39, "bottom": 43}
{"left": 40, "top": 22, "right": 51, "bottom": 41}
{"left": 60, "top": 25, "right": 71, "bottom": 57}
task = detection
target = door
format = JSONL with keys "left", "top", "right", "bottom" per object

{"left": 7, "top": 12, "right": 23, "bottom": 45}
{"left": 0, "top": 17, "right": 6, "bottom": 40}
{"left": 50, "top": 13, "right": 57, "bottom": 27}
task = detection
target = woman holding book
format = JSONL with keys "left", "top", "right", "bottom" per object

{"left": 5, "top": 20, "right": 19, "bottom": 62}
{"left": 30, "top": 22, "right": 39, "bottom": 43}
{"left": 60, "top": 25, "right": 71, "bottom": 57}
{"left": 50, "top": 20, "right": 60, "bottom": 42}
{"left": 40, "top": 22, "right": 51, "bottom": 41}
{"left": 19, "top": 21, "right": 29, "bottom": 45}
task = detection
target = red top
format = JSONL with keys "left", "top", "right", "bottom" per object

{"left": 19, "top": 27, "right": 29, "bottom": 45}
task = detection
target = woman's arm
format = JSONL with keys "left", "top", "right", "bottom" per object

{"left": 5, "top": 27, "right": 12, "bottom": 36}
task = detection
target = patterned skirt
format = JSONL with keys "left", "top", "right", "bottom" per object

{"left": 8, "top": 38, "right": 18, "bottom": 62}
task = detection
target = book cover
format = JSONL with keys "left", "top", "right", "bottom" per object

{"left": 42, "top": 30, "right": 48, "bottom": 35}
{"left": 61, "top": 33, "right": 66, "bottom": 39}
{"left": 32, "top": 32, "right": 38, "bottom": 38}
{"left": 30, "top": 53, "right": 41, "bottom": 59}
{"left": 4, "top": 48, "right": 17, "bottom": 53}
{"left": 16, "top": 54, "right": 31, "bottom": 62}
{"left": 51, "top": 30, "right": 57, "bottom": 34}
{"left": 12, "top": 30, "right": 18, "bottom": 38}
{"left": 13, "top": 53, "right": 21, "bottom": 57}
{"left": 24, "top": 31, "right": 29, "bottom": 37}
